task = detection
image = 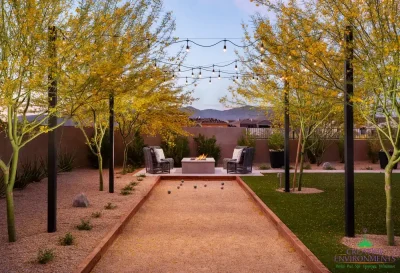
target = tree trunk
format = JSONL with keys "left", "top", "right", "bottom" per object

{"left": 384, "top": 159, "right": 395, "bottom": 246}
{"left": 98, "top": 153, "right": 104, "bottom": 191}
{"left": 122, "top": 144, "right": 128, "bottom": 173}
{"left": 6, "top": 150, "right": 19, "bottom": 242}
{"left": 297, "top": 142, "right": 306, "bottom": 191}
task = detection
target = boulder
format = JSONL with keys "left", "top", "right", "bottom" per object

{"left": 322, "top": 162, "right": 335, "bottom": 170}
{"left": 73, "top": 193, "right": 89, "bottom": 207}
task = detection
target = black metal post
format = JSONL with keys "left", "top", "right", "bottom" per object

{"left": 284, "top": 80, "right": 290, "bottom": 192}
{"left": 344, "top": 25, "right": 355, "bottom": 237}
{"left": 109, "top": 93, "right": 114, "bottom": 193}
{"left": 48, "top": 26, "right": 57, "bottom": 233}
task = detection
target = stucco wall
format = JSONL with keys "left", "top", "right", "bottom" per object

{"left": 0, "top": 126, "right": 370, "bottom": 168}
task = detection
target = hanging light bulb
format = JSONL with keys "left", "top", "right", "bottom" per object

{"left": 313, "top": 60, "right": 317, "bottom": 66}
{"left": 218, "top": 70, "right": 221, "bottom": 80}
{"left": 260, "top": 58, "right": 264, "bottom": 65}
{"left": 252, "top": 73, "right": 255, "bottom": 80}
{"left": 223, "top": 39, "right": 227, "bottom": 52}
{"left": 209, "top": 77, "right": 211, "bottom": 84}
{"left": 212, "top": 65, "right": 215, "bottom": 74}
{"left": 288, "top": 55, "right": 292, "bottom": 60}
{"left": 236, "top": 73, "right": 239, "bottom": 80}
{"left": 199, "top": 68, "right": 202, "bottom": 78}
{"left": 260, "top": 42, "right": 264, "bottom": 51}
{"left": 186, "top": 39, "right": 190, "bottom": 52}
{"left": 191, "top": 68, "right": 194, "bottom": 78}
{"left": 153, "top": 60, "right": 157, "bottom": 69}
{"left": 172, "top": 73, "right": 175, "bottom": 80}
{"left": 235, "top": 61, "right": 238, "bottom": 70}
{"left": 256, "top": 76, "right": 259, "bottom": 82}
{"left": 185, "top": 77, "right": 188, "bottom": 85}
{"left": 178, "top": 64, "right": 181, "bottom": 74}
{"left": 150, "top": 76, "right": 153, "bottom": 81}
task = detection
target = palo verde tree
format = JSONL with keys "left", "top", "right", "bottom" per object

{"left": 255, "top": 0, "right": 400, "bottom": 245}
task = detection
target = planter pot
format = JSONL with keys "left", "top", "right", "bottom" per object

{"left": 269, "top": 150, "right": 284, "bottom": 168}
{"left": 379, "top": 151, "right": 398, "bottom": 170}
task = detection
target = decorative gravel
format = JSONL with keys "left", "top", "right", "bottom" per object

{"left": 0, "top": 168, "right": 157, "bottom": 273}
{"left": 342, "top": 234, "right": 400, "bottom": 258}
{"left": 276, "top": 187, "right": 324, "bottom": 194}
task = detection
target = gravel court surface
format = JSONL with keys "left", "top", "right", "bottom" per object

{"left": 93, "top": 179, "right": 311, "bottom": 273}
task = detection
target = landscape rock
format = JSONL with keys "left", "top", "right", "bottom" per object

{"left": 73, "top": 193, "right": 89, "bottom": 207}
{"left": 322, "top": 162, "right": 335, "bottom": 170}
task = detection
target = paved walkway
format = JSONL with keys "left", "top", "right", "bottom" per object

{"left": 93, "top": 179, "right": 311, "bottom": 273}
{"left": 136, "top": 167, "right": 264, "bottom": 176}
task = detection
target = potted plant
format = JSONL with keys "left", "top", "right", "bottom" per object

{"left": 268, "top": 131, "right": 285, "bottom": 168}
{"left": 379, "top": 150, "right": 398, "bottom": 169}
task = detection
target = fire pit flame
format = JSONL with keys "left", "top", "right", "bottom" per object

{"left": 196, "top": 154, "right": 207, "bottom": 160}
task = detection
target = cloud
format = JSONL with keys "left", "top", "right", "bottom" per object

{"left": 233, "top": 0, "right": 269, "bottom": 15}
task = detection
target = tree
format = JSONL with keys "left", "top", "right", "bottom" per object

{"left": 254, "top": 0, "right": 400, "bottom": 246}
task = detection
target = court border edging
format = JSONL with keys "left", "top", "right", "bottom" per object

{"left": 73, "top": 176, "right": 162, "bottom": 273}
{"left": 236, "top": 176, "right": 331, "bottom": 273}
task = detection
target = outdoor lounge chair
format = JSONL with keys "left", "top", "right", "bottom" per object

{"left": 143, "top": 147, "right": 170, "bottom": 174}
{"left": 227, "top": 147, "right": 254, "bottom": 174}
{"left": 223, "top": 146, "right": 247, "bottom": 169}
{"left": 149, "top": 146, "right": 174, "bottom": 169}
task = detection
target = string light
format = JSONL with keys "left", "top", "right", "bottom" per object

{"left": 199, "top": 68, "right": 202, "bottom": 78}
{"left": 209, "top": 77, "right": 212, "bottom": 84}
{"left": 260, "top": 42, "right": 264, "bottom": 51}
{"left": 153, "top": 60, "right": 157, "bottom": 69}
{"left": 235, "top": 61, "right": 238, "bottom": 70}
{"left": 212, "top": 65, "right": 215, "bottom": 74}
{"left": 178, "top": 64, "right": 181, "bottom": 74}
{"left": 192, "top": 68, "right": 194, "bottom": 78}
{"left": 185, "top": 77, "right": 188, "bottom": 85}
{"left": 223, "top": 39, "right": 227, "bottom": 52}
{"left": 259, "top": 58, "right": 264, "bottom": 65}
{"left": 313, "top": 60, "right": 317, "bottom": 66}
{"left": 218, "top": 70, "right": 221, "bottom": 80}
{"left": 186, "top": 39, "right": 190, "bottom": 52}
{"left": 172, "top": 73, "right": 175, "bottom": 80}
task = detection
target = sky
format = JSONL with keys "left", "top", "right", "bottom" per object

{"left": 162, "top": 0, "right": 269, "bottom": 110}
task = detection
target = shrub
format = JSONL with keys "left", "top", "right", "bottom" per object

{"left": 161, "top": 135, "right": 190, "bottom": 167}
{"left": 337, "top": 134, "right": 344, "bottom": 163}
{"left": 259, "top": 164, "right": 271, "bottom": 170}
{"left": 87, "top": 129, "right": 110, "bottom": 169}
{"left": 130, "top": 181, "right": 138, "bottom": 187}
{"left": 59, "top": 232, "right": 74, "bottom": 246}
{"left": 193, "top": 134, "right": 221, "bottom": 165}
{"left": 76, "top": 219, "right": 92, "bottom": 230}
{"left": 127, "top": 132, "right": 145, "bottom": 168}
{"left": 58, "top": 149, "right": 76, "bottom": 172}
{"left": 122, "top": 185, "right": 133, "bottom": 191}
{"left": 120, "top": 189, "right": 132, "bottom": 195}
{"left": 104, "top": 202, "right": 117, "bottom": 210}
{"left": 91, "top": 211, "right": 102, "bottom": 218}
{"left": 365, "top": 166, "right": 373, "bottom": 170}
{"left": 137, "top": 177, "right": 143, "bottom": 182}
{"left": 138, "top": 173, "right": 146, "bottom": 178}
{"left": 303, "top": 163, "right": 312, "bottom": 170}
{"left": 37, "top": 248, "right": 55, "bottom": 264}
{"left": 268, "top": 131, "right": 284, "bottom": 151}
{"left": 237, "top": 130, "right": 256, "bottom": 149}
{"left": 367, "top": 139, "right": 380, "bottom": 163}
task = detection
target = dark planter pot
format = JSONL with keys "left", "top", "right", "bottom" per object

{"left": 379, "top": 151, "right": 398, "bottom": 170}
{"left": 270, "top": 150, "right": 284, "bottom": 168}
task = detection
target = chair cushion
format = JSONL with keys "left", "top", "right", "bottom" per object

{"left": 154, "top": 148, "right": 166, "bottom": 163}
{"left": 232, "top": 148, "right": 243, "bottom": 161}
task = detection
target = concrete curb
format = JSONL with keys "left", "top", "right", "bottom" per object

{"left": 236, "top": 176, "right": 331, "bottom": 273}
{"left": 73, "top": 176, "right": 161, "bottom": 273}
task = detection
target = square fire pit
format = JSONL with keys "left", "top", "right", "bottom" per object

{"left": 181, "top": 158, "right": 215, "bottom": 174}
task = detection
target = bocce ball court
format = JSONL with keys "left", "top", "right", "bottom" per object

{"left": 92, "top": 177, "right": 311, "bottom": 272}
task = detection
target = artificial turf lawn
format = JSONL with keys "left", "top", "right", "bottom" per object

{"left": 242, "top": 173, "right": 400, "bottom": 273}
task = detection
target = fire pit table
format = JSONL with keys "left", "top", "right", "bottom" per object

{"left": 181, "top": 158, "right": 215, "bottom": 174}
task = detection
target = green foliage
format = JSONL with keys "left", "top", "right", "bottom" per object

{"left": 58, "top": 149, "right": 76, "bottom": 172}
{"left": 127, "top": 132, "right": 145, "bottom": 168}
{"left": 87, "top": 129, "right": 110, "bottom": 169}
{"left": 268, "top": 131, "right": 284, "bottom": 151}
{"left": 122, "top": 165, "right": 135, "bottom": 174}
{"left": 76, "top": 219, "right": 92, "bottom": 231}
{"left": 14, "top": 158, "right": 47, "bottom": 189}
{"left": 130, "top": 181, "right": 139, "bottom": 187}
{"left": 136, "top": 177, "right": 143, "bottom": 182}
{"left": 242, "top": 174, "right": 400, "bottom": 272}
{"left": 237, "top": 130, "right": 256, "bottom": 149}
{"left": 259, "top": 164, "right": 271, "bottom": 170}
{"left": 367, "top": 139, "right": 380, "bottom": 164}
{"left": 306, "top": 134, "right": 329, "bottom": 166}
{"left": 303, "top": 163, "right": 312, "bottom": 170}
{"left": 120, "top": 189, "right": 132, "bottom": 195}
{"left": 37, "top": 248, "right": 55, "bottom": 264}
{"left": 138, "top": 173, "right": 146, "bottom": 178}
{"left": 104, "top": 202, "right": 117, "bottom": 210}
{"left": 59, "top": 232, "right": 74, "bottom": 246}
{"left": 365, "top": 166, "right": 373, "bottom": 170}
{"left": 161, "top": 135, "right": 190, "bottom": 167}
{"left": 91, "top": 211, "right": 102, "bottom": 218}
{"left": 121, "top": 184, "right": 135, "bottom": 195}
{"left": 193, "top": 134, "right": 221, "bottom": 164}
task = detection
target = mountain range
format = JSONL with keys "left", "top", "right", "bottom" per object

{"left": 182, "top": 106, "right": 270, "bottom": 121}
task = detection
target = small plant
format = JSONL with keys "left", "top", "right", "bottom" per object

{"left": 120, "top": 189, "right": 132, "bottom": 195}
{"left": 59, "top": 232, "right": 74, "bottom": 246}
{"left": 268, "top": 131, "right": 284, "bottom": 151}
{"left": 76, "top": 219, "right": 92, "bottom": 230}
{"left": 365, "top": 166, "right": 373, "bottom": 170}
{"left": 122, "top": 185, "right": 133, "bottom": 191}
{"left": 37, "top": 248, "right": 55, "bottom": 264}
{"left": 58, "top": 149, "right": 76, "bottom": 172}
{"left": 259, "top": 164, "right": 271, "bottom": 170}
{"left": 130, "top": 181, "right": 138, "bottom": 187}
{"left": 137, "top": 177, "right": 143, "bottom": 182}
{"left": 91, "top": 211, "right": 102, "bottom": 218}
{"left": 138, "top": 173, "right": 146, "bottom": 178}
{"left": 104, "top": 202, "right": 117, "bottom": 210}
{"left": 126, "top": 165, "right": 135, "bottom": 173}
{"left": 304, "top": 163, "right": 312, "bottom": 170}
